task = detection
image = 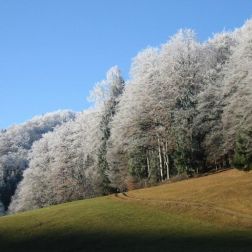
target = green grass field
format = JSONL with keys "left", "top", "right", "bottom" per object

{"left": 0, "top": 169, "right": 251, "bottom": 252}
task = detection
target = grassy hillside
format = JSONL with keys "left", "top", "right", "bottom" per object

{"left": 0, "top": 169, "right": 251, "bottom": 252}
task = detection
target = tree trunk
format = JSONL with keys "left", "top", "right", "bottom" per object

{"left": 146, "top": 153, "right": 150, "bottom": 178}
{"left": 166, "top": 154, "right": 170, "bottom": 180}
{"left": 163, "top": 141, "right": 170, "bottom": 180}
{"left": 157, "top": 137, "right": 163, "bottom": 181}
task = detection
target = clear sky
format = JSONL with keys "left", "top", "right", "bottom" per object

{"left": 0, "top": 0, "right": 252, "bottom": 129}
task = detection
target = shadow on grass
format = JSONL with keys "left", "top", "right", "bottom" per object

{"left": 0, "top": 230, "right": 251, "bottom": 252}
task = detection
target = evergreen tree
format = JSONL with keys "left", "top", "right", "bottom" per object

{"left": 93, "top": 66, "right": 125, "bottom": 194}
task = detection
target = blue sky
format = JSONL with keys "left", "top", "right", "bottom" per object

{"left": 0, "top": 0, "right": 252, "bottom": 129}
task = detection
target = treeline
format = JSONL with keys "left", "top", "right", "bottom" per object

{"left": 2, "top": 19, "right": 252, "bottom": 213}
{"left": 0, "top": 111, "right": 76, "bottom": 211}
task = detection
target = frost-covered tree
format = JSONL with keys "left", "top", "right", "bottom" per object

{"left": 6, "top": 19, "right": 252, "bottom": 213}
{"left": 159, "top": 29, "right": 208, "bottom": 174}
{"left": 194, "top": 32, "right": 237, "bottom": 169}
{"left": 107, "top": 30, "right": 208, "bottom": 189}
{"left": 9, "top": 110, "right": 102, "bottom": 213}
{"left": 222, "top": 20, "right": 252, "bottom": 169}
{"left": 90, "top": 66, "right": 125, "bottom": 194}
{"left": 107, "top": 48, "right": 162, "bottom": 190}
{"left": 0, "top": 110, "right": 75, "bottom": 210}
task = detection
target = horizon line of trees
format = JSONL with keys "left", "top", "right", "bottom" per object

{"left": 1, "top": 19, "right": 251, "bottom": 214}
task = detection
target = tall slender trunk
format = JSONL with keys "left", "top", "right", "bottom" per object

{"left": 163, "top": 141, "right": 170, "bottom": 180}
{"left": 146, "top": 153, "right": 150, "bottom": 178}
{"left": 166, "top": 154, "right": 170, "bottom": 180}
{"left": 157, "top": 136, "right": 163, "bottom": 181}
{"left": 166, "top": 141, "right": 170, "bottom": 180}
{"left": 214, "top": 157, "right": 218, "bottom": 171}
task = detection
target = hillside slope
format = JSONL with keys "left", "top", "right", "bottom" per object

{"left": 0, "top": 169, "right": 251, "bottom": 252}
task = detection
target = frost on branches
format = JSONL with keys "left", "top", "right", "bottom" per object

{"left": 2, "top": 20, "right": 252, "bottom": 213}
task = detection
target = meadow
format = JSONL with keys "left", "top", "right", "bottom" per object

{"left": 0, "top": 169, "right": 251, "bottom": 252}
